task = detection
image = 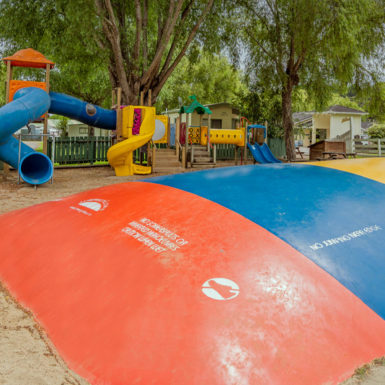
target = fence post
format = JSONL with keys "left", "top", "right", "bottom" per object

{"left": 17, "top": 134, "right": 21, "bottom": 184}
{"left": 51, "top": 136, "right": 55, "bottom": 183}
{"left": 87, "top": 137, "right": 92, "bottom": 164}
{"left": 52, "top": 136, "right": 56, "bottom": 165}
{"left": 378, "top": 138, "right": 382, "bottom": 157}
{"left": 93, "top": 136, "right": 97, "bottom": 164}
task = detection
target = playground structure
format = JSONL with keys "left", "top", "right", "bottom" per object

{"left": 107, "top": 104, "right": 155, "bottom": 176}
{"left": 0, "top": 51, "right": 278, "bottom": 180}
{"left": 0, "top": 49, "right": 54, "bottom": 185}
{"left": 175, "top": 95, "right": 280, "bottom": 167}
{"left": 177, "top": 96, "right": 247, "bottom": 166}
{"left": 0, "top": 49, "right": 168, "bottom": 183}
{"left": 1, "top": 157, "right": 385, "bottom": 384}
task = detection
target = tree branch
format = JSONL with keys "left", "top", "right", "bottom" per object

{"left": 153, "top": 0, "right": 215, "bottom": 99}
{"left": 159, "top": 0, "right": 195, "bottom": 78}
{"left": 141, "top": 0, "right": 184, "bottom": 86}
{"left": 133, "top": 0, "right": 142, "bottom": 62}
{"left": 142, "top": 0, "right": 148, "bottom": 71}
{"left": 94, "top": 0, "right": 132, "bottom": 101}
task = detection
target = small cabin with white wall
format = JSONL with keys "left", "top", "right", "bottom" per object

{"left": 163, "top": 102, "right": 240, "bottom": 130}
{"left": 294, "top": 105, "right": 367, "bottom": 147}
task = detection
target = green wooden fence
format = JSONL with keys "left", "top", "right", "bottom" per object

{"left": 47, "top": 136, "right": 112, "bottom": 165}
{"left": 45, "top": 136, "right": 286, "bottom": 165}
{"left": 267, "top": 138, "right": 286, "bottom": 159}
{"left": 211, "top": 138, "right": 286, "bottom": 161}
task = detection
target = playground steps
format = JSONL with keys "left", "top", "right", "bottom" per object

{"left": 153, "top": 148, "right": 183, "bottom": 174}
{"left": 191, "top": 145, "right": 215, "bottom": 168}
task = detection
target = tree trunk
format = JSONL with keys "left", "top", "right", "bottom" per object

{"left": 282, "top": 83, "right": 296, "bottom": 161}
{"left": 99, "top": 0, "right": 214, "bottom": 107}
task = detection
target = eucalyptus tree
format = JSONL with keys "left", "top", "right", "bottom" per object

{"left": 233, "top": 0, "right": 385, "bottom": 160}
{"left": 0, "top": 0, "right": 215, "bottom": 105}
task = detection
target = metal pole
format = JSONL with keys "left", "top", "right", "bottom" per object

{"left": 186, "top": 114, "right": 189, "bottom": 168}
{"left": 244, "top": 124, "right": 248, "bottom": 163}
{"left": 18, "top": 133, "right": 22, "bottom": 184}
{"left": 51, "top": 135, "right": 55, "bottom": 183}
{"left": 378, "top": 138, "right": 381, "bottom": 157}
{"left": 207, "top": 115, "right": 211, "bottom": 153}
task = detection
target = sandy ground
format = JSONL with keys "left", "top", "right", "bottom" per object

{"left": 0, "top": 283, "right": 89, "bottom": 385}
{"left": 0, "top": 166, "right": 173, "bottom": 215}
{"left": 0, "top": 166, "right": 384, "bottom": 385}
{"left": 341, "top": 358, "right": 385, "bottom": 385}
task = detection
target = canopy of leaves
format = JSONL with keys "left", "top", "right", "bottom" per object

{"left": 221, "top": 0, "right": 385, "bottom": 158}
{"left": 358, "top": 82, "right": 385, "bottom": 122}
{"left": 368, "top": 123, "right": 385, "bottom": 138}
{"left": 234, "top": 0, "right": 385, "bottom": 99}
{"left": 0, "top": 65, "right": 6, "bottom": 106}
{"left": 0, "top": 0, "right": 216, "bottom": 105}
{"left": 156, "top": 51, "right": 247, "bottom": 112}
{"left": 0, "top": 0, "right": 110, "bottom": 103}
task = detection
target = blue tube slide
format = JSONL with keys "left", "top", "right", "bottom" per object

{"left": 49, "top": 92, "right": 116, "bottom": 130}
{"left": 0, "top": 87, "right": 53, "bottom": 185}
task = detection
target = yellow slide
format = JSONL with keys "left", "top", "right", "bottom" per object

{"left": 107, "top": 105, "right": 155, "bottom": 176}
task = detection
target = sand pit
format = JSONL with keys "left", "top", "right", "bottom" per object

{"left": 0, "top": 283, "right": 89, "bottom": 385}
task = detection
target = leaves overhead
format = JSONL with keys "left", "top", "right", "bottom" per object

{"left": 225, "top": 0, "right": 385, "bottom": 159}
{"left": 0, "top": 0, "right": 215, "bottom": 105}
{"left": 156, "top": 50, "right": 247, "bottom": 112}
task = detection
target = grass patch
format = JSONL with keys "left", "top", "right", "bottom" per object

{"left": 373, "top": 356, "right": 385, "bottom": 366}
{"left": 35, "top": 144, "right": 44, "bottom": 152}
{"left": 54, "top": 161, "right": 109, "bottom": 167}
{"left": 354, "top": 363, "right": 371, "bottom": 379}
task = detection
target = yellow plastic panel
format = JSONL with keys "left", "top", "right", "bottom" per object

{"left": 121, "top": 106, "right": 132, "bottom": 139}
{"left": 200, "top": 126, "right": 208, "bottom": 146}
{"left": 133, "top": 164, "right": 152, "bottom": 175}
{"left": 210, "top": 129, "right": 244, "bottom": 146}
{"left": 108, "top": 106, "right": 155, "bottom": 176}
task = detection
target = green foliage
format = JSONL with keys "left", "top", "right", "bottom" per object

{"left": 156, "top": 51, "right": 247, "bottom": 112}
{"left": 292, "top": 89, "right": 315, "bottom": 113}
{"left": 237, "top": 85, "right": 284, "bottom": 137}
{"left": 52, "top": 115, "right": 70, "bottom": 138}
{"left": 35, "top": 143, "right": 44, "bottom": 153}
{"left": 354, "top": 363, "right": 371, "bottom": 379}
{"left": 358, "top": 82, "right": 385, "bottom": 122}
{"left": 328, "top": 94, "right": 362, "bottom": 111}
{"left": 0, "top": 0, "right": 111, "bottom": 105}
{"left": 225, "top": 0, "right": 385, "bottom": 158}
{"left": 0, "top": 64, "right": 5, "bottom": 106}
{"left": 0, "top": 0, "right": 216, "bottom": 105}
{"left": 368, "top": 124, "right": 385, "bottom": 138}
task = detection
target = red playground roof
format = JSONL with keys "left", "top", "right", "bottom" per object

{"left": 2, "top": 48, "right": 55, "bottom": 69}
